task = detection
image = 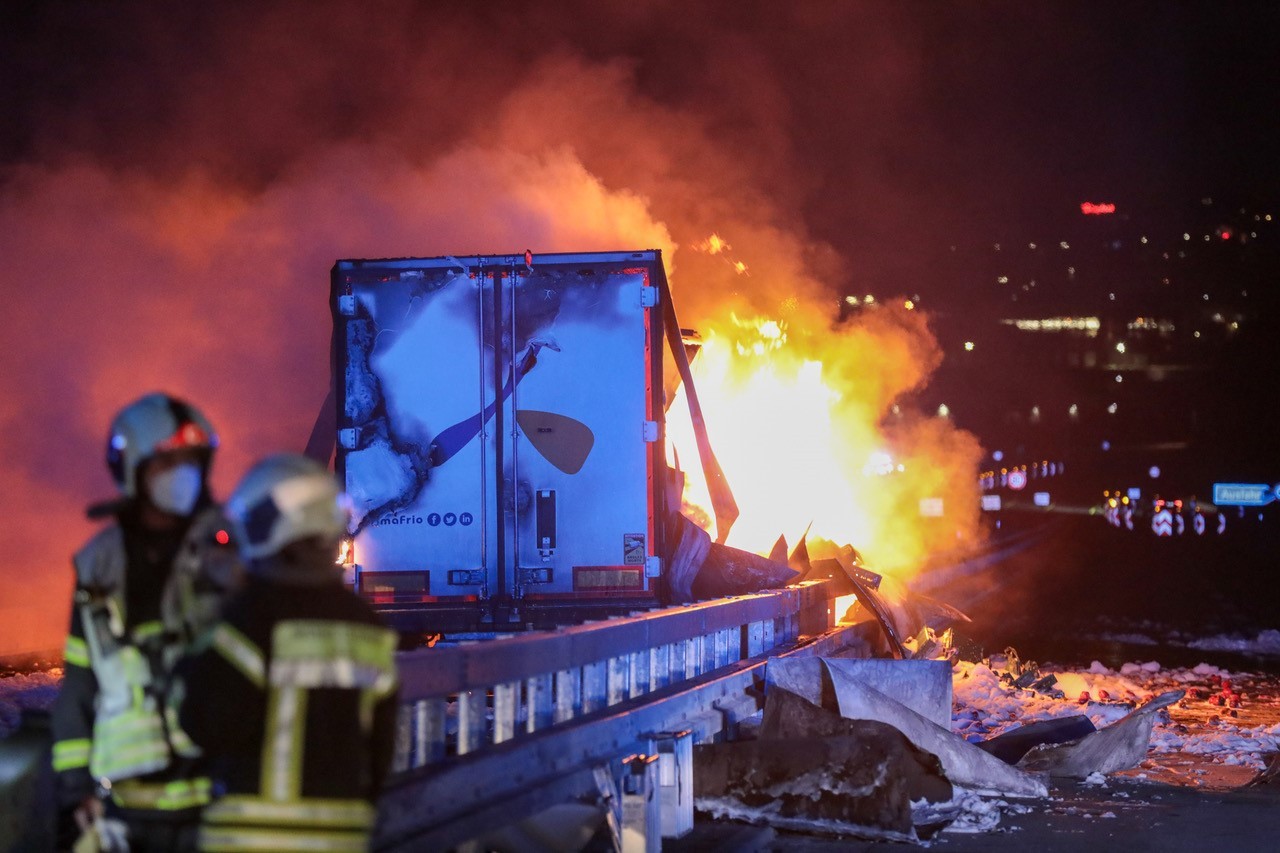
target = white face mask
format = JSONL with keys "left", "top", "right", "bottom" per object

{"left": 147, "top": 462, "right": 203, "bottom": 516}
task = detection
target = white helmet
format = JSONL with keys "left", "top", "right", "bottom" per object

{"left": 226, "top": 453, "right": 349, "bottom": 560}
{"left": 106, "top": 393, "right": 217, "bottom": 498}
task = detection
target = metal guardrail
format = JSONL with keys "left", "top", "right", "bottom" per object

{"left": 374, "top": 580, "right": 850, "bottom": 850}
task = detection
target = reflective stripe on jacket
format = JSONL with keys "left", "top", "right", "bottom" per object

{"left": 52, "top": 505, "right": 239, "bottom": 805}
{"left": 184, "top": 599, "right": 398, "bottom": 853}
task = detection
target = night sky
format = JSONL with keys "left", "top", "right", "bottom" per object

{"left": 1, "top": 0, "right": 1278, "bottom": 652}
{"left": 4, "top": 1, "right": 1278, "bottom": 293}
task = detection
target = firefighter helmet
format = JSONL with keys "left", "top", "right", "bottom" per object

{"left": 106, "top": 393, "right": 217, "bottom": 498}
{"left": 226, "top": 453, "right": 349, "bottom": 560}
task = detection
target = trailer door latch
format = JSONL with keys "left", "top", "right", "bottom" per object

{"left": 642, "top": 421, "right": 659, "bottom": 442}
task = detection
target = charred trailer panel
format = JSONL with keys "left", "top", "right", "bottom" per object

{"left": 332, "top": 251, "right": 668, "bottom": 630}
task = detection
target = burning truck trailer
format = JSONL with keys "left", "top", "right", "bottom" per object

{"left": 318, "top": 250, "right": 807, "bottom": 637}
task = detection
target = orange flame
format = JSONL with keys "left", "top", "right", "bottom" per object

{"left": 668, "top": 282, "right": 983, "bottom": 583}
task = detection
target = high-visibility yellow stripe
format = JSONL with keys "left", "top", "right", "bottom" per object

{"left": 91, "top": 709, "right": 169, "bottom": 778}
{"left": 111, "top": 777, "right": 212, "bottom": 810}
{"left": 199, "top": 826, "right": 368, "bottom": 852}
{"left": 52, "top": 738, "right": 92, "bottom": 771}
{"left": 63, "top": 636, "right": 91, "bottom": 668}
{"left": 212, "top": 623, "right": 266, "bottom": 688}
{"left": 203, "top": 795, "right": 373, "bottom": 829}
{"left": 262, "top": 686, "right": 306, "bottom": 801}
{"left": 133, "top": 620, "right": 165, "bottom": 641}
{"left": 271, "top": 621, "right": 396, "bottom": 677}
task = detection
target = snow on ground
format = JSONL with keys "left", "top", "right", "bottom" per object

{"left": 5, "top": 639, "right": 1280, "bottom": 789}
{"left": 952, "top": 655, "right": 1280, "bottom": 782}
{"left": 0, "top": 668, "right": 61, "bottom": 738}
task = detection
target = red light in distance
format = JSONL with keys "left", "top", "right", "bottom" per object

{"left": 1080, "top": 202, "right": 1116, "bottom": 215}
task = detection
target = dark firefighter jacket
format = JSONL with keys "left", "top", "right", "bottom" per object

{"left": 177, "top": 570, "right": 399, "bottom": 852}
{"left": 50, "top": 504, "right": 241, "bottom": 816}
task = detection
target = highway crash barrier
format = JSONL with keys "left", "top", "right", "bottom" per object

{"left": 374, "top": 580, "right": 847, "bottom": 850}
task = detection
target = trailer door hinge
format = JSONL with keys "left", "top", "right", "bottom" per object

{"left": 338, "top": 428, "right": 360, "bottom": 449}
{"left": 640, "top": 286, "right": 658, "bottom": 308}
{"left": 645, "top": 556, "right": 662, "bottom": 578}
{"left": 337, "top": 294, "right": 357, "bottom": 316}
{"left": 642, "top": 421, "right": 659, "bottom": 442}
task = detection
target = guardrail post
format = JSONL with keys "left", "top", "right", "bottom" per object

{"left": 494, "top": 681, "right": 519, "bottom": 743}
{"left": 652, "top": 730, "right": 694, "bottom": 839}
{"left": 554, "top": 667, "right": 582, "bottom": 722}
{"left": 745, "top": 620, "right": 764, "bottom": 657}
{"left": 414, "top": 698, "right": 446, "bottom": 766}
{"left": 527, "top": 673, "right": 554, "bottom": 732}
{"left": 392, "top": 704, "right": 412, "bottom": 773}
{"left": 629, "top": 649, "right": 651, "bottom": 697}
{"left": 713, "top": 628, "right": 731, "bottom": 668}
{"left": 583, "top": 660, "right": 607, "bottom": 713}
{"left": 620, "top": 754, "right": 660, "bottom": 853}
{"left": 670, "top": 639, "right": 687, "bottom": 683}
{"left": 458, "top": 689, "right": 487, "bottom": 754}
{"left": 651, "top": 644, "right": 670, "bottom": 691}
{"left": 608, "top": 655, "right": 631, "bottom": 705}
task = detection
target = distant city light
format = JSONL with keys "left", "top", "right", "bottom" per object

{"left": 1068, "top": 403, "right": 1079, "bottom": 418}
{"left": 1140, "top": 236, "right": 1148, "bottom": 244}
{"left": 1194, "top": 331, "right": 1201, "bottom": 338}
{"left": 1001, "top": 316, "right": 1100, "bottom": 335}
{"left": 864, "top": 294, "right": 875, "bottom": 304}
{"left": 845, "top": 295, "right": 858, "bottom": 305}
{"left": 904, "top": 299, "right": 915, "bottom": 310}
{"left": 1029, "top": 243, "right": 1037, "bottom": 249}
{"left": 964, "top": 341, "right": 975, "bottom": 351}
{"left": 1059, "top": 241, "right": 1070, "bottom": 249}
{"left": 1149, "top": 466, "right": 1161, "bottom": 479}
{"left": 997, "top": 275, "right": 1008, "bottom": 284}
{"left": 937, "top": 403, "right": 951, "bottom": 418}
{"left": 993, "top": 450, "right": 1004, "bottom": 462}
{"left": 1183, "top": 233, "right": 1191, "bottom": 241}
{"left": 1107, "top": 403, "right": 1118, "bottom": 414}
{"left": 1115, "top": 342, "right": 1126, "bottom": 353}
{"left": 1101, "top": 440, "right": 1112, "bottom": 450}
{"left": 1115, "top": 374, "right": 1123, "bottom": 383}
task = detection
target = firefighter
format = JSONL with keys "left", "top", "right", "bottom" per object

{"left": 51, "top": 393, "right": 242, "bottom": 851}
{"left": 177, "top": 453, "right": 399, "bottom": 852}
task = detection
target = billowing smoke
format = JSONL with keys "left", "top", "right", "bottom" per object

{"left": 0, "top": 0, "right": 982, "bottom": 654}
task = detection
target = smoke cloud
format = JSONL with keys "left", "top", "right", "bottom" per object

{"left": 0, "top": 0, "right": 982, "bottom": 653}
